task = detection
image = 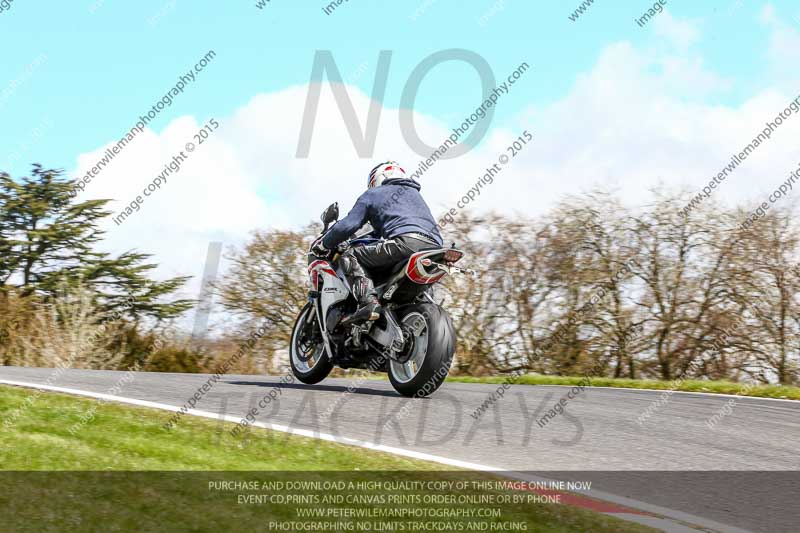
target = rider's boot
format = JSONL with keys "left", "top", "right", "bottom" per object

{"left": 341, "top": 277, "right": 381, "bottom": 325}
{"left": 340, "top": 251, "right": 381, "bottom": 325}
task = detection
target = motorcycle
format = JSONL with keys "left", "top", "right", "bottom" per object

{"left": 289, "top": 202, "right": 474, "bottom": 397}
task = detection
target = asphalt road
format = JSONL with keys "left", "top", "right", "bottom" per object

{"left": 1, "top": 366, "right": 798, "bottom": 532}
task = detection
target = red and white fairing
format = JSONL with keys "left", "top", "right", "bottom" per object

{"left": 307, "top": 260, "right": 349, "bottom": 326}
{"left": 307, "top": 260, "right": 336, "bottom": 291}
{"left": 405, "top": 250, "right": 447, "bottom": 284}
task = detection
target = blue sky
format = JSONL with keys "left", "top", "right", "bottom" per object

{"left": 1, "top": 0, "right": 795, "bottom": 177}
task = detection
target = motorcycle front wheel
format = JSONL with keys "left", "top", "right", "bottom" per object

{"left": 388, "top": 303, "right": 454, "bottom": 398}
{"left": 289, "top": 302, "right": 333, "bottom": 384}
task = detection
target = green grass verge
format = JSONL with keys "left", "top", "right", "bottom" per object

{"left": 445, "top": 374, "right": 800, "bottom": 400}
{"left": 0, "top": 384, "right": 655, "bottom": 533}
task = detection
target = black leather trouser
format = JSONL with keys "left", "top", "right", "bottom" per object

{"left": 342, "top": 235, "right": 439, "bottom": 303}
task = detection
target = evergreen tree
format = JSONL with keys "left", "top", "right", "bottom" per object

{"left": 0, "top": 164, "right": 192, "bottom": 322}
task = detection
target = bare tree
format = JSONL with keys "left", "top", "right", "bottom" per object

{"left": 731, "top": 207, "right": 800, "bottom": 384}
{"left": 215, "top": 226, "right": 313, "bottom": 371}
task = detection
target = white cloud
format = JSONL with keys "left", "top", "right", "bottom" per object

{"left": 654, "top": 10, "right": 701, "bottom": 51}
{"left": 759, "top": 3, "right": 777, "bottom": 25}
{"left": 503, "top": 34, "right": 800, "bottom": 215}
{"left": 759, "top": 3, "right": 800, "bottom": 85}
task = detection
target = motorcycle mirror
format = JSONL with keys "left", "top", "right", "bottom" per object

{"left": 320, "top": 202, "right": 339, "bottom": 233}
{"left": 321, "top": 202, "right": 339, "bottom": 225}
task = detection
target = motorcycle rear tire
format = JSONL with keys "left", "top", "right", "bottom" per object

{"left": 388, "top": 303, "right": 454, "bottom": 397}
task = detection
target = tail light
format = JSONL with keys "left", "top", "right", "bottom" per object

{"left": 407, "top": 249, "right": 465, "bottom": 284}
{"left": 443, "top": 249, "right": 463, "bottom": 263}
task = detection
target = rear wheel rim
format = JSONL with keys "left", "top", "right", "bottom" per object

{"left": 291, "top": 306, "right": 324, "bottom": 373}
{"left": 390, "top": 312, "right": 428, "bottom": 384}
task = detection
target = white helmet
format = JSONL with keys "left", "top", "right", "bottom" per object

{"left": 368, "top": 161, "right": 406, "bottom": 189}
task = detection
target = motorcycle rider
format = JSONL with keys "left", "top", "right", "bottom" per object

{"left": 311, "top": 161, "right": 443, "bottom": 325}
